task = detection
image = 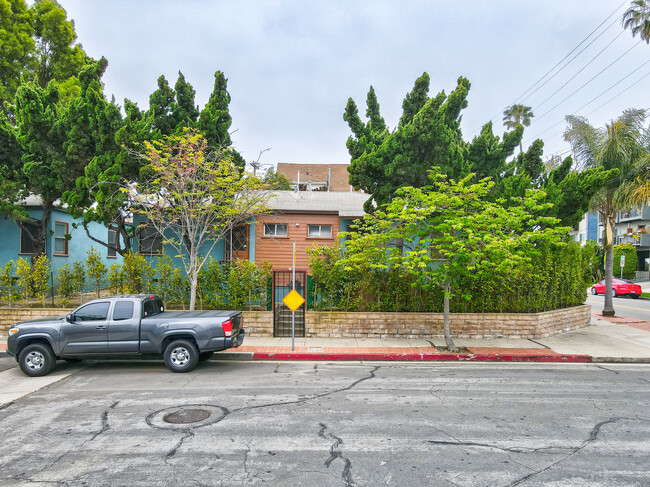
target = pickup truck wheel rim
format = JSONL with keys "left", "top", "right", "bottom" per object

{"left": 25, "top": 351, "right": 45, "bottom": 370}
{"left": 170, "top": 347, "right": 190, "bottom": 367}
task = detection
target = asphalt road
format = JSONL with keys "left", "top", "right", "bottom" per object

{"left": 586, "top": 294, "right": 650, "bottom": 321}
{"left": 0, "top": 361, "right": 649, "bottom": 486}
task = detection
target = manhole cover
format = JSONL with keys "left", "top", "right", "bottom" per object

{"left": 146, "top": 404, "right": 229, "bottom": 430}
{"left": 163, "top": 409, "right": 211, "bottom": 424}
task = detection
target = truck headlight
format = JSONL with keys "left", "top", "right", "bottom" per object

{"left": 9, "top": 327, "right": 20, "bottom": 336}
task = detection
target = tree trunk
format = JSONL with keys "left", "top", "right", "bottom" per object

{"left": 602, "top": 225, "right": 615, "bottom": 316}
{"left": 189, "top": 273, "right": 198, "bottom": 311}
{"left": 443, "top": 282, "right": 458, "bottom": 352}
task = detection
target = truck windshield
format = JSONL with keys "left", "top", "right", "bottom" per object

{"left": 143, "top": 298, "right": 164, "bottom": 318}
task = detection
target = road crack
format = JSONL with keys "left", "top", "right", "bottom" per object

{"left": 505, "top": 417, "right": 623, "bottom": 486}
{"left": 234, "top": 365, "right": 380, "bottom": 413}
{"left": 165, "top": 429, "right": 195, "bottom": 463}
{"left": 318, "top": 423, "right": 355, "bottom": 487}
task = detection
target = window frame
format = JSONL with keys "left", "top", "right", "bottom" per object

{"left": 112, "top": 301, "right": 135, "bottom": 321}
{"left": 138, "top": 224, "right": 163, "bottom": 256}
{"left": 107, "top": 228, "right": 117, "bottom": 258}
{"left": 307, "top": 224, "right": 333, "bottom": 238}
{"left": 263, "top": 223, "right": 289, "bottom": 237}
{"left": 19, "top": 221, "right": 42, "bottom": 255}
{"left": 53, "top": 221, "right": 69, "bottom": 256}
{"left": 73, "top": 302, "right": 110, "bottom": 322}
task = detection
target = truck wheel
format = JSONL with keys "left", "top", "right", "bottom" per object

{"left": 163, "top": 339, "right": 199, "bottom": 373}
{"left": 18, "top": 343, "right": 56, "bottom": 377}
{"left": 198, "top": 352, "right": 214, "bottom": 362}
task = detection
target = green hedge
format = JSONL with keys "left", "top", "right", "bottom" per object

{"left": 613, "top": 244, "right": 637, "bottom": 280}
{"left": 308, "top": 239, "right": 595, "bottom": 313}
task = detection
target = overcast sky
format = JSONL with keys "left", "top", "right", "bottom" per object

{"left": 60, "top": 0, "right": 649, "bottom": 169}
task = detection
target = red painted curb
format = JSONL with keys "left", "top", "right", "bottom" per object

{"left": 251, "top": 352, "right": 592, "bottom": 363}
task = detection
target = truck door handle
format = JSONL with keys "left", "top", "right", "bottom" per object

{"left": 96, "top": 325, "right": 107, "bottom": 330}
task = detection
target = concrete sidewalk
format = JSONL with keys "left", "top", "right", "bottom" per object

{"left": 217, "top": 315, "right": 650, "bottom": 363}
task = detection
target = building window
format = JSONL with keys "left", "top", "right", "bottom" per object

{"left": 54, "top": 222, "right": 69, "bottom": 255}
{"left": 308, "top": 224, "right": 332, "bottom": 238}
{"left": 108, "top": 229, "right": 117, "bottom": 258}
{"left": 19, "top": 222, "right": 41, "bottom": 255}
{"left": 138, "top": 225, "right": 163, "bottom": 255}
{"left": 263, "top": 223, "right": 288, "bottom": 237}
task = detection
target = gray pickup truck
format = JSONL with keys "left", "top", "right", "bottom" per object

{"left": 6, "top": 294, "right": 244, "bottom": 377}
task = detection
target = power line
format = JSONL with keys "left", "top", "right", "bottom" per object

{"left": 515, "top": 5, "right": 627, "bottom": 106}
{"left": 532, "top": 39, "right": 642, "bottom": 124}
{"left": 467, "top": 1, "right": 628, "bottom": 137}
{"left": 531, "top": 30, "right": 627, "bottom": 114}
{"left": 586, "top": 75, "right": 650, "bottom": 117}
{"left": 524, "top": 60, "right": 650, "bottom": 144}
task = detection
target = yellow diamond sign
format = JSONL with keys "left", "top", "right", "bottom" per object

{"left": 282, "top": 289, "right": 305, "bottom": 312}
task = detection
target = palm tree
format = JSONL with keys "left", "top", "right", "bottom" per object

{"left": 503, "top": 104, "right": 534, "bottom": 152}
{"left": 622, "top": 152, "right": 650, "bottom": 208}
{"left": 623, "top": 0, "right": 650, "bottom": 44}
{"left": 564, "top": 109, "right": 649, "bottom": 316}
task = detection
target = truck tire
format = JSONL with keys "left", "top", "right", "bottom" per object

{"left": 198, "top": 352, "right": 214, "bottom": 362}
{"left": 163, "top": 339, "right": 199, "bottom": 373}
{"left": 18, "top": 343, "right": 56, "bottom": 377}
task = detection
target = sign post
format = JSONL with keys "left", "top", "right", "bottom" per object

{"left": 292, "top": 243, "right": 295, "bottom": 351}
{"left": 620, "top": 255, "right": 625, "bottom": 279}
{"left": 281, "top": 244, "right": 305, "bottom": 352}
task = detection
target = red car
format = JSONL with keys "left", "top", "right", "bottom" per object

{"left": 591, "top": 278, "right": 642, "bottom": 299}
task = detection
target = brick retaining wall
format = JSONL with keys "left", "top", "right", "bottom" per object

{"left": 0, "top": 306, "right": 590, "bottom": 339}
{"left": 304, "top": 305, "right": 590, "bottom": 339}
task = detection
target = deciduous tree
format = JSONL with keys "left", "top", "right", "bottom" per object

{"left": 342, "top": 171, "right": 567, "bottom": 351}
{"left": 131, "top": 130, "right": 269, "bottom": 310}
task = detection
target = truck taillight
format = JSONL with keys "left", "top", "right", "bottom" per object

{"left": 223, "top": 320, "right": 232, "bottom": 337}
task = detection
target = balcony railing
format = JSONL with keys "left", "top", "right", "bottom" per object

{"left": 618, "top": 205, "right": 650, "bottom": 222}
{"left": 616, "top": 234, "right": 650, "bottom": 246}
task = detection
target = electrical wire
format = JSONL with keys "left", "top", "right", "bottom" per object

{"left": 516, "top": 6, "right": 627, "bottom": 105}
{"left": 533, "top": 40, "right": 643, "bottom": 124}
{"left": 467, "top": 1, "right": 628, "bottom": 137}
{"left": 532, "top": 30, "right": 627, "bottom": 114}
{"left": 523, "top": 61, "right": 650, "bottom": 144}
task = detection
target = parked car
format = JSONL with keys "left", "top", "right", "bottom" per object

{"left": 6, "top": 294, "right": 244, "bottom": 377}
{"left": 590, "top": 279, "right": 642, "bottom": 299}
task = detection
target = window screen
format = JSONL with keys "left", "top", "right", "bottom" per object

{"left": 308, "top": 225, "right": 332, "bottom": 237}
{"left": 263, "top": 223, "right": 288, "bottom": 237}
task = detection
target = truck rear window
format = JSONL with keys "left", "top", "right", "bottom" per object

{"left": 143, "top": 298, "right": 164, "bottom": 317}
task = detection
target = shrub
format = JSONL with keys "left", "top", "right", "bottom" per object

{"left": 613, "top": 243, "right": 637, "bottom": 280}
{"left": 170, "top": 268, "right": 190, "bottom": 309}
{"left": 86, "top": 247, "right": 107, "bottom": 298}
{"left": 108, "top": 263, "right": 124, "bottom": 295}
{"left": 15, "top": 258, "right": 32, "bottom": 305}
{"left": 31, "top": 255, "right": 50, "bottom": 307}
{"left": 57, "top": 263, "right": 76, "bottom": 306}
{"left": 122, "top": 252, "right": 153, "bottom": 293}
{"left": 72, "top": 261, "right": 86, "bottom": 305}
{"left": 307, "top": 238, "right": 593, "bottom": 314}
{"left": 0, "top": 261, "right": 16, "bottom": 307}
{"left": 154, "top": 254, "right": 174, "bottom": 307}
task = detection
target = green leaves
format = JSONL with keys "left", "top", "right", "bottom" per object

{"left": 346, "top": 74, "right": 471, "bottom": 212}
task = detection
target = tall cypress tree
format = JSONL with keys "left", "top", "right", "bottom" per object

{"left": 172, "top": 71, "right": 199, "bottom": 130}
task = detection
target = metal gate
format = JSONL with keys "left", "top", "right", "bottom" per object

{"left": 273, "top": 270, "right": 306, "bottom": 337}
